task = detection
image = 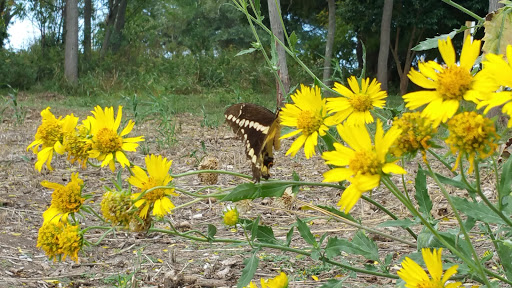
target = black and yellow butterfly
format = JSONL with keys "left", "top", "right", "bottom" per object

{"left": 224, "top": 103, "right": 281, "bottom": 182}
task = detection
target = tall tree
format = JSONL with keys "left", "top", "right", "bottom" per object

{"left": 377, "top": 0, "right": 393, "bottom": 91}
{"left": 111, "top": 0, "right": 127, "bottom": 52}
{"left": 322, "top": 0, "right": 336, "bottom": 86}
{"left": 267, "top": 0, "right": 290, "bottom": 107}
{"left": 0, "top": 0, "right": 22, "bottom": 49}
{"left": 84, "top": 0, "right": 92, "bottom": 60}
{"left": 64, "top": 0, "right": 78, "bottom": 83}
{"left": 100, "top": 0, "right": 127, "bottom": 57}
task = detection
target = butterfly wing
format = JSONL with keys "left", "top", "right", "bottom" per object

{"left": 224, "top": 103, "right": 281, "bottom": 181}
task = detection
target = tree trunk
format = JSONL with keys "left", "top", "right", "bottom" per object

{"left": 112, "top": 0, "right": 128, "bottom": 52}
{"left": 84, "top": 0, "right": 92, "bottom": 60}
{"left": 489, "top": 0, "right": 504, "bottom": 12}
{"left": 377, "top": 0, "right": 393, "bottom": 91}
{"left": 100, "top": 0, "right": 119, "bottom": 58}
{"left": 486, "top": 0, "right": 507, "bottom": 127}
{"left": 64, "top": 0, "right": 79, "bottom": 84}
{"left": 267, "top": 0, "right": 290, "bottom": 108}
{"left": 0, "top": 0, "right": 16, "bottom": 49}
{"left": 322, "top": 0, "right": 336, "bottom": 87}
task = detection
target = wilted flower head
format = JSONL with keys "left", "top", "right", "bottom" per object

{"left": 445, "top": 111, "right": 499, "bottom": 173}
{"left": 37, "top": 221, "right": 83, "bottom": 262}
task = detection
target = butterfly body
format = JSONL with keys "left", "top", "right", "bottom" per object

{"left": 224, "top": 103, "right": 281, "bottom": 182}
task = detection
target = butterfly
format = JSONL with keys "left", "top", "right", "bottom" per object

{"left": 224, "top": 103, "right": 281, "bottom": 182}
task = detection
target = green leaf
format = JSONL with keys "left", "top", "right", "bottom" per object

{"left": 256, "top": 225, "right": 278, "bottom": 244}
{"left": 237, "top": 253, "right": 259, "bottom": 288}
{"left": 221, "top": 183, "right": 258, "bottom": 202}
{"left": 431, "top": 172, "right": 475, "bottom": 197}
{"left": 415, "top": 165, "right": 432, "bottom": 215}
{"left": 496, "top": 241, "right": 512, "bottom": 281}
{"left": 412, "top": 30, "right": 457, "bottom": 51}
{"left": 351, "top": 230, "right": 379, "bottom": 261}
{"left": 236, "top": 47, "right": 257, "bottom": 56}
{"left": 253, "top": 0, "right": 261, "bottom": 18}
{"left": 320, "top": 279, "right": 345, "bottom": 288}
{"left": 289, "top": 31, "right": 298, "bottom": 52}
{"left": 292, "top": 172, "right": 300, "bottom": 194}
{"left": 325, "top": 237, "right": 350, "bottom": 259}
{"left": 378, "top": 218, "right": 415, "bottom": 228}
{"left": 207, "top": 224, "right": 217, "bottom": 241}
{"left": 317, "top": 205, "right": 357, "bottom": 222}
{"left": 285, "top": 226, "right": 294, "bottom": 247}
{"left": 221, "top": 182, "right": 290, "bottom": 202}
{"left": 259, "top": 182, "right": 290, "bottom": 198}
{"left": 499, "top": 155, "right": 512, "bottom": 201}
{"left": 451, "top": 197, "right": 507, "bottom": 225}
{"left": 251, "top": 216, "right": 260, "bottom": 242}
{"left": 296, "top": 217, "right": 317, "bottom": 247}
{"left": 325, "top": 232, "right": 379, "bottom": 262}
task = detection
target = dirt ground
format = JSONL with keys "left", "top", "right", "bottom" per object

{"left": 0, "top": 105, "right": 496, "bottom": 288}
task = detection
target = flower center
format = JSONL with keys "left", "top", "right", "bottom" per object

{"left": 349, "top": 150, "right": 381, "bottom": 175}
{"left": 297, "top": 110, "right": 323, "bottom": 136}
{"left": 37, "top": 121, "right": 63, "bottom": 147}
{"left": 141, "top": 177, "right": 166, "bottom": 202}
{"left": 51, "top": 182, "right": 84, "bottom": 212}
{"left": 348, "top": 93, "right": 374, "bottom": 112}
{"left": 94, "top": 128, "right": 123, "bottom": 153}
{"left": 437, "top": 65, "right": 473, "bottom": 100}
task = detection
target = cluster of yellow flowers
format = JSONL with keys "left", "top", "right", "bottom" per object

{"left": 280, "top": 37, "right": 509, "bottom": 215}
{"left": 245, "top": 272, "right": 288, "bottom": 288}
{"left": 29, "top": 106, "right": 181, "bottom": 262}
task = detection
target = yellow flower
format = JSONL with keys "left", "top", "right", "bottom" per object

{"left": 27, "top": 107, "right": 78, "bottom": 171}
{"left": 327, "top": 76, "right": 387, "bottom": 126}
{"left": 445, "top": 111, "right": 499, "bottom": 173}
{"left": 42, "top": 172, "right": 84, "bottom": 224}
{"left": 223, "top": 206, "right": 239, "bottom": 226}
{"left": 398, "top": 248, "right": 462, "bottom": 288}
{"left": 87, "top": 106, "right": 144, "bottom": 171}
{"left": 101, "top": 189, "right": 134, "bottom": 227}
{"left": 245, "top": 272, "right": 288, "bottom": 288}
{"left": 63, "top": 119, "right": 93, "bottom": 168}
{"left": 390, "top": 112, "right": 437, "bottom": 161}
{"left": 262, "top": 272, "right": 288, "bottom": 288}
{"left": 402, "top": 36, "right": 482, "bottom": 126}
{"left": 37, "top": 221, "right": 83, "bottom": 262}
{"left": 476, "top": 45, "right": 512, "bottom": 126}
{"left": 322, "top": 120, "right": 406, "bottom": 213}
{"left": 129, "top": 154, "right": 178, "bottom": 219}
{"left": 280, "top": 84, "right": 336, "bottom": 159}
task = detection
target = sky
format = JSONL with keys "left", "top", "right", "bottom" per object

{"left": 6, "top": 17, "right": 38, "bottom": 50}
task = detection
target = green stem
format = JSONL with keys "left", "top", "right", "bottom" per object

{"left": 425, "top": 162, "right": 492, "bottom": 287}
{"left": 491, "top": 157, "right": 501, "bottom": 210}
{"left": 440, "top": 0, "right": 484, "bottom": 22}
{"left": 474, "top": 162, "right": 512, "bottom": 227}
{"left": 81, "top": 205, "right": 105, "bottom": 222}
{"left": 361, "top": 194, "right": 418, "bottom": 240}
{"left": 149, "top": 227, "right": 399, "bottom": 279}
{"left": 381, "top": 176, "right": 485, "bottom": 282}
{"left": 427, "top": 149, "right": 457, "bottom": 176}
{"left": 299, "top": 200, "right": 416, "bottom": 247}
{"left": 235, "top": 0, "right": 338, "bottom": 94}
{"left": 458, "top": 163, "right": 478, "bottom": 198}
